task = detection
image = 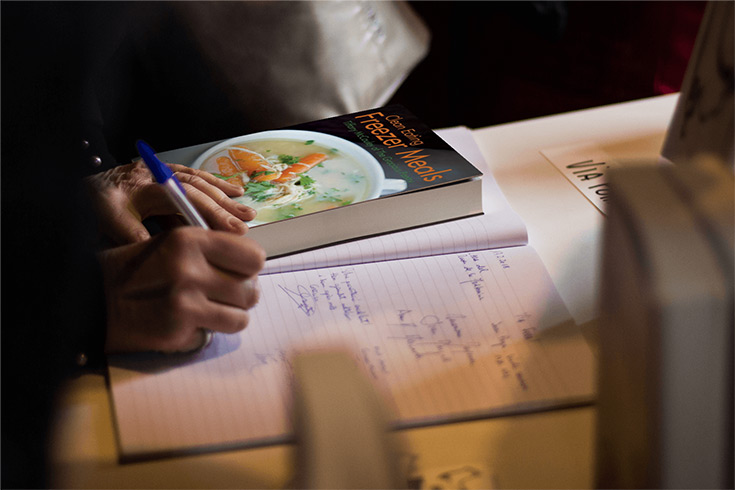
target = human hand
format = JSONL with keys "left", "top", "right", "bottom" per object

{"left": 99, "top": 227, "right": 265, "bottom": 353}
{"left": 86, "top": 160, "right": 257, "bottom": 245}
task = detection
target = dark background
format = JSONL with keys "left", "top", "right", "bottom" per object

{"left": 0, "top": 3, "right": 708, "bottom": 487}
{"left": 389, "top": 1, "right": 706, "bottom": 129}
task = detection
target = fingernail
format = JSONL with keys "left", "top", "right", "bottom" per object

{"left": 243, "top": 277, "right": 260, "bottom": 301}
{"left": 236, "top": 203, "right": 255, "bottom": 216}
{"left": 229, "top": 217, "right": 245, "bottom": 230}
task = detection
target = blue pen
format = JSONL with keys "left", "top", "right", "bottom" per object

{"left": 136, "top": 140, "right": 210, "bottom": 229}
{"left": 136, "top": 139, "right": 214, "bottom": 353}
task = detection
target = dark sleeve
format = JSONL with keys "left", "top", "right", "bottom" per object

{"left": 1, "top": 3, "right": 107, "bottom": 487}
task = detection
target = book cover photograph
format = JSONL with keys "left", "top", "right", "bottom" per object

{"left": 191, "top": 106, "right": 483, "bottom": 257}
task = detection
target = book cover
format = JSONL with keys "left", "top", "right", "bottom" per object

{"left": 191, "top": 105, "right": 483, "bottom": 257}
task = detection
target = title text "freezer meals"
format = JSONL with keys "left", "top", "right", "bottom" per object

{"left": 355, "top": 112, "right": 452, "bottom": 182}
{"left": 355, "top": 112, "right": 424, "bottom": 148}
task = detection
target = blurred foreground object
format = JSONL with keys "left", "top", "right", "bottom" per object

{"left": 661, "top": 1, "right": 734, "bottom": 170}
{"left": 291, "top": 351, "right": 405, "bottom": 489}
{"left": 595, "top": 156, "right": 734, "bottom": 488}
{"left": 176, "top": 1, "right": 429, "bottom": 129}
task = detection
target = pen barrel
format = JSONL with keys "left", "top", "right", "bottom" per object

{"left": 163, "top": 178, "right": 210, "bottom": 229}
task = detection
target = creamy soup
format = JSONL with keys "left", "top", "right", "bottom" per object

{"left": 202, "top": 139, "right": 370, "bottom": 224}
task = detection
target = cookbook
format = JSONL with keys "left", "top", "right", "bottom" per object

{"left": 189, "top": 106, "right": 483, "bottom": 257}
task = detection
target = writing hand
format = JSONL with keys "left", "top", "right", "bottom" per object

{"left": 86, "top": 160, "right": 256, "bottom": 245}
{"left": 99, "top": 227, "right": 265, "bottom": 353}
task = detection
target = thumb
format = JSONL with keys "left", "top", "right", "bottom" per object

{"left": 110, "top": 208, "right": 151, "bottom": 243}
{"left": 98, "top": 195, "right": 151, "bottom": 244}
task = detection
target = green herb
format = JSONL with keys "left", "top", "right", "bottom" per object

{"left": 298, "top": 174, "right": 315, "bottom": 188}
{"left": 318, "top": 195, "right": 342, "bottom": 203}
{"left": 243, "top": 181, "right": 277, "bottom": 202}
{"left": 277, "top": 203, "right": 303, "bottom": 220}
{"left": 317, "top": 188, "right": 346, "bottom": 203}
{"left": 329, "top": 148, "right": 339, "bottom": 154}
{"left": 278, "top": 154, "right": 300, "bottom": 165}
{"left": 304, "top": 140, "right": 314, "bottom": 145}
{"left": 251, "top": 170, "right": 276, "bottom": 178}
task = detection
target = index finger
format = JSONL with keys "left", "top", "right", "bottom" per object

{"left": 199, "top": 230, "right": 266, "bottom": 278}
{"left": 168, "top": 163, "right": 244, "bottom": 197}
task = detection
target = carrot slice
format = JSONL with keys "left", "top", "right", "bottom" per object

{"left": 226, "top": 174, "right": 245, "bottom": 187}
{"left": 216, "top": 156, "right": 241, "bottom": 177}
{"left": 228, "top": 146, "right": 271, "bottom": 174}
{"left": 274, "top": 153, "right": 327, "bottom": 183}
{"left": 251, "top": 171, "right": 281, "bottom": 182}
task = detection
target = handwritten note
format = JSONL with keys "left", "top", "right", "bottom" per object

{"left": 109, "top": 246, "right": 594, "bottom": 460}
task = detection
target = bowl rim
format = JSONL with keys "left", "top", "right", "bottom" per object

{"left": 191, "top": 129, "right": 384, "bottom": 181}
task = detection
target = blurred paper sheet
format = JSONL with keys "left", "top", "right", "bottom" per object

{"left": 541, "top": 143, "right": 619, "bottom": 214}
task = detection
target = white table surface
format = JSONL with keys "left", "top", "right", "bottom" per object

{"left": 50, "top": 94, "right": 678, "bottom": 489}
{"left": 473, "top": 93, "right": 677, "bottom": 327}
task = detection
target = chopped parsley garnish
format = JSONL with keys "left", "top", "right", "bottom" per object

{"left": 251, "top": 170, "right": 276, "bottom": 178}
{"left": 243, "top": 181, "right": 276, "bottom": 202}
{"left": 277, "top": 203, "right": 303, "bottom": 220}
{"left": 278, "top": 154, "right": 300, "bottom": 165}
{"left": 304, "top": 140, "right": 314, "bottom": 145}
{"left": 297, "top": 174, "right": 315, "bottom": 188}
{"left": 317, "top": 188, "right": 347, "bottom": 203}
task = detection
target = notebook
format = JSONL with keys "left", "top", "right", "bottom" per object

{"left": 108, "top": 127, "right": 595, "bottom": 461}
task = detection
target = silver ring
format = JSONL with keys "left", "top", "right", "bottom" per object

{"left": 183, "top": 328, "right": 214, "bottom": 354}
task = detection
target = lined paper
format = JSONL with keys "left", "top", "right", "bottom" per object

{"left": 109, "top": 246, "right": 595, "bottom": 460}
{"left": 261, "top": 127, "right": 527, "bottom": 274}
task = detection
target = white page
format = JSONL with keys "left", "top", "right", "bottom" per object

{"left": 540, "top": 142, "right": 618, "bottom": 215}
{"left": 109, "top": 245, "right": 594, "bottom": 460}
{"left": 261, "top": 127, "right": 527, "bottom": 275}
